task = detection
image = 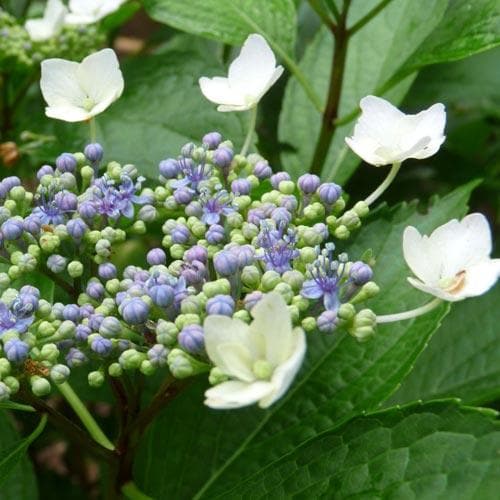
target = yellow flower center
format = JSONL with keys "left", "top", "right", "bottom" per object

{"left": 253, "top": 359, "right": 273, "bottom": 380}
{"left": 441, "top": 270, "right": 466, "bottom": 294}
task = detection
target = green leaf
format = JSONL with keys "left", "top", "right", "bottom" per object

{"left": 389, "top": 285, "right": 500, "bottom": 407}
{"left": 0, "top": 412, "right": 44, "bottom": 498}
{"left": 279, "top": 0, "right": 447, "bottom": 183}
{"left": 134, "top": 182, "right": 476, "bottom": 498}
{"left": 143, "top": 0, "right": 297, "bottom": 57}
{"left": 213, "top": 401, "right": 500, "bottom": 499}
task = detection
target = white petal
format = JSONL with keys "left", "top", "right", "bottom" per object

{"left": 249, "top": 292, "right": 293, "bottom": 366}
{"left": 406, "top": 103, "right": 446, "bottom": 160}
{"left": 45, "top": 105, "right": 91, "bottom": 122}
{"left": 214, "top": 342, "right": 255, "bottom": 382}
{"left": 345, "top": 135, "right": 388, "bottom": 166}
{"left": 228, "top": 34, "right": 278, "bottom": 99}
{"left": 25, "top": 0, "right": 67, "bottom": 41}
{"left": 25, "top": 19, "right": 54, "bottom": 42}
{"left": 403, "top": 226, "right": 441, "bottom": 284}
{"left": 458, "top": 259, "right": 500, "bottom": 298}
{"left": 407, "top": 277, "right": 462, "bottom": 302}
{"left": 77, "top": 48, "right": 124, "bottom": 112}
{"left": 204, "top": 380, "right": 274, "bottom": 409}
{"left": 258, "top": 327, "right": 306, "bottom": 408}
{"left": 40, "top": 58, "right": 86, "bottom": 109}
{"left": 65, "top": 13, "right": 97, "bottom": 24}
{"left": 198, "top": 77, "right": 246, "bottom": 108}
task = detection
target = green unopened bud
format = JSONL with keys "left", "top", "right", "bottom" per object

{"left": 73, "top": 152, "right": 85, "bottom": 166}
{"left": 292, "top": 295, "right": 309, "bottom": 312}
{"left": 174, "top": 313, "right": 200, "bottom": 330}
{"left": 3, "top": 200, "right": 16, "bottom": 212}
{"left": 303, "top": 202, "right": 325, "bottom": 221}
{"left": 28, "top": 244, "right": 41, "bottom": 259}
{"left": 67, "top": 260, "right": 84, "bottom": 277}
{"left": 230, "top": 232, "right": 246, "bottom": 245}
{"left": 95, "top": 239, "right": 111, "bottom": 257}
{"left": 279, "top": 180, "right": 295, "bottom": 194}
{"left": 241, "top": 222, "right": 259, "bottom": 240}
{"left": 86, "top": 230, "right": 101, "bottom": 244}
{"left": 232, "top": 309, "right": 251, "bottom": 323}
{"left": 233, "top": 195, "right": 251, "bottom": 211}
{"left": 156, "top": 320, "right": 178, "bottom": 346}
{"left": 9, "top": 186, "right": 26, "bottom": 202}
{"left": 353, "top": 201, "right": 369, "bottom": 218}
{"left": 7, "top": 265, "right": 21, "bottom": 280}
{"left": 261, "top": 190, "right": 280, "bottom": 205}
{"left": 31, "top": 376, "right": 51, "bottom": 396}
{"left": 180, "top": 296, "right": 202, "bottom": 314}
{"left": 0, "top": 382, "right": 10, "bottom": 401}
{"left": 202, "top": 279, "right": 231, "bottom": 298}
{"left": 274, "top": 282, "right": 294, "bottom": 304}
{"left": 50, "top": 364, "right": 70, "bottom": 384}
{"left": 299, "top": 246, "right": 317, "bottom": 264}
{"left": 287, "top": 305, "right": 300, "bottom": 323}
{"left": 334, "top": 225, "right": 350, "bottom": 240}
{"left": 106, "top": 278, "right": 120, "bottom": 294}
{"left": 40, "top": 343, "right": 59, "bottom": 363}
{"left": 338, "top": 303, "right": 356, "bottom": 322}
{"left": 81, "top": 165, "right": 94, "bottom": 184}
{"left": 130, "top": 220, "right": 146, "bottom": 235}
{"left": 226, "top": 212, "right": 243, "bottom": 228}
{"left": 208, "top": 367, "right": 229, "bottom": 385}
{"left": 301, "top": 227, "right": 323, "bottom": 246}
{"left": 0, "top": 359, "right": 11, "bottom": 377}
{"left": 167, "top": 348, "right": 209, "bottom": 379}
{"left": 0, "top": 273, "right": 10, "bottom": 289}
{"left": 301, "top": 316, "right": 316, "bottom": 332}
{"left": 339, "top": 210, "right": 361, "bottom": 230}
{"left": 350, "top": 281, "right": 380, "bottom": 304}
{"left": 108, "top": 363, "right": 123, "bottom": 377}
{"left": 282, "top": 270, "right": 304, "bottom": 293}
{"left": 241, "top": 265, "right": 260, "bottom": 289}
{"left": 140, "top": 359, "right": 156, "bottom": 376}
{"left": 36, "top": 300, "right": 52, "bottom": 318}
{"left": 170, "top": 244, "right": 185, "bottom": 260}
{"left": 261, "top": 270, "right": 281, "bottom": 292}
{"left": 3, "top": 376, "right": 19, "bottom": 394}
{"left": 88, "top": 370, "right": 105, "bottom": 387}
{"left": 57, "top": 320, "right": 76, "bottom": 338}
{"left": 37, "top": 321, "right": 56, "bottom": 337}
{"left": 54, "top": 224, "right": 68, "bottom": 240}
{"left": 348, "top": 309, "right": 377, "bottom": 342}
{"left": 119, "top": 349, "right": 146, "bottom": 370}
{"left": 191, "top": 222, "right": 206, "bottom": 238}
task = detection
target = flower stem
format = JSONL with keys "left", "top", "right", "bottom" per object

{"left": 376, "top": 297, "right": 442, "bottom": 324}
{"left": 240, "top": 105, "right": 258, "bottom": 157}
{"left": 363, "top": 161, "right": 401, "bottom": 206}
{"left": 88, "top": 117, "right": 97, "bottom": 143}
{"left": 57, "top": 381, "right": 115, "bottom": 451}
{"left": 122, "top": 482, "right": 153, "bottom": 500}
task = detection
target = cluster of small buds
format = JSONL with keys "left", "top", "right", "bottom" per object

{"left": 0, "top": 131, "right": 378, "bottom": 401}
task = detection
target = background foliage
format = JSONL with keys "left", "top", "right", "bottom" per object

{"left": 0, "top": 0, "right": 499, "bottom": 498}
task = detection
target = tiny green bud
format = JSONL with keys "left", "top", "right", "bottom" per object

{"left": 338, "top": 303, "right": 356, "bottom": 321}
{"left": 348, "top": 309, "right": 377, "bottom": 342}
{"left": 232, "top": 309, "right": 251, "bottom": 323}
{"left": 174, "top": 313, "right": 200, "bottom": 330}
{"left": 88, "top": 370, "right": 105, "bottom": 387}
{"left": 140, "top": 359, "right": 156, "bottom": 376}
{"left": 241, "top": 265, "right": 261, "bottom": 289}
{"left": 156, "top": 319, "right": 178, "bottom": 346}
{"left": 67, "top": 260, "right": 84, "bottom": 277}
{"left": 282, "top": 270, "right": 305, "bottom": 293}
{"left": 274, "top": 282, "right": 294, "bottom": 304}
{"left": 334, "top": 225, "right": 350, "bottom": 240}
{"left": 279, "top": 180, "right": 295, "bottom": 194}
{"left": 261, "top": 270, "right": 281, "bottom": 292}
{"left": 301, "top": 316, "right": 316, "bottom": 332}
{"left": 3, "top": 376, "right": 19, "bottom": 394}
{"left": 9, "top": 186, "right": 26, "bottom": 202}
{"left": 167, "top": 348, "right": 209, "bottom": 379}
{"left": 202, "top": 279, "right": 231, "bottom": 298}
{"left": 108, "top": 363, "right": 123, "bottom": 377}
{"left": 119, "top": 349, "right": 146, "bottom": 370}
{"left": 40, "top": 343, "right": 60, "bottom": 363}
{"left": 208, "top": 367, "right": 229, "bottom": 385}
{"left": 37, "top": 321, "right": 56, "bottom": 337}
{"left": 50, "top": 364, "right": 70, "bottom": 384}
{"left": 353, "top": 201, "right": 369, "bottom": 218}
{"left": 31, "top": 376, "right": 51, "bottom": 397}
{"left": 0, "top": 359, "right": 11, "bottom": 377}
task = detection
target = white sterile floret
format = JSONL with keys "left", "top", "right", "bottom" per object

{"left": 65, "top": 0, "right": 126, "bottom": 25}
{"left": 346, "top": 95, "right": 446, "bottom": 166}
{"left": 24, "top": 0, "right": 67, "bottom": 42}
{"left": 199, "top": 33, "right": 284, "bottom": 112}
{"left": 403, "top": 213, "right": 500, "bottom": 302}
{"left": 40, "top": 48, "right": 124, "bottom": 122}
{"left": 204, "top": 292, "right": 306, "bottom": 409}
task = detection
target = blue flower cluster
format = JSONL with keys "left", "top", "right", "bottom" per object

{"left": 0, "top": 133, "right": 378, "bottom": 401}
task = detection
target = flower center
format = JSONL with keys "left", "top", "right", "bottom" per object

{"left": 252, "top": 359, "right": 273, "bottom": 380}
{"left": 82, "top": 96, "right": 95, "bottom": 112}
{"left": 442, "top": 270, "right": 466, "bottom": 294}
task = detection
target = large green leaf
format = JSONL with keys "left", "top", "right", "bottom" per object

{"left": 389, "top": 285, "right": 500, "bottom": 406}
{"left": 0, "top": 412, "right": 45, "bottom": 499}
{"left": 143, "top": 0, "right": 297, "bottom": 57}
{"left": 214, "top": 401, "right": 500, "bottom": 499}
{"left": 279, "top": 0, "right": 447, "bottom": 183}
{"left": 134, "top": 182, "right": 476, "bottom": 498}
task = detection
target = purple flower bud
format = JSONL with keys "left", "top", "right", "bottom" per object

{"left": 231, "top": 178, "right": 251, "bottom": 195}
{"left": 247, "top": 208, "right": 266, "bottom": 226}
{"left": 206, "top": 224, "right": 225, "bottom": 244}
{"left": 148, "top": 284, "right": 174, "bottom": 307}
{"left": 55, "top": 153, "right": 77, "bottom": 173}
{"left": 84, "top": 143, "right": 104, "bottom": 163}
{"left": 1, "top": 219, "right": 23, "bottom": 240}
{"left": 298, "top": 174, "right": 320, "bottom": 194}
{"left": 181, "top": 142, "right": 196, "bottom": 157}
{"left": 66, "top": 347, "right": 87, "bottom": 367}
{"left": 0, "top": 177, "right": 21, "bottom": 198}
{"left": 317, "top": 182, "right": 342, "bottom": 205}
{"left": 20, "top": 285, "right": 40, "bottom": 298}
{"left": 178, "top": 324, "right": 205, "bottom": 354}
{"left": 185, "top": 201, "right": 203, "bottom": 217}
{"left": 202, "top": 132, "right": 222, "bottom": 149}
{"left": 230, "top": 244, "right": 254, "bottom": 268}
{"left": 279, "top": 195, "right": 298, "bottom": 212}
{"left": 91, "top": 335, "right": 113, "bottom": 355}
{"left": 244, "top": 291, "right": 263, "bottom": 311}
{"left": 79, "top": 304, "right": 94, "bottom": 318}
{"left": 171, "top": 225, "right": 190, "bottom": 245}
{"left": 147, "top": 248, "right": 166, "bottom": 266}
{"left": 55, "top": 191, "right": 78, "bottom": 212}
{"left": 184, "top": 245, "right": 207, "bottom": 264}
{"left": 253, "top": 160, "right": 272, "bottom": 179}
{"left": 159, "top": 159, "right": 180, "bottom": 179}
{"left": 78, "top": 202, "right": 97, "bottom": 220}
{"left": 270, "top": 172, "right": 291, "bottom": 189}
{"left": 52, "top": 303, "right": 65, "bottom": 319}
{"left": 4, "top": 339, "right": 29, "bottom": 362}
{"left": 213, "top": 147, "right": 233, "bottom": 169}
{"left": 63, "top": 304, "right": 80, "bottom": 322}
{"left": 98, "top": 263, "right": 117, "bottom": 281}
{"left": 88, "top": 313, "right": 105, "bottom": 331}
{"left": 317, "top": 309, "right": 338, "bottom": 333}
{"left": 213, "top": 250, "right": 239, "bottom": 276}
{"left": 66, "top": 218, "right": 88, "bottom": 241}
{"left": 76, "top": 324, "right": 91, "bottom": 341}
{"left": 120, "top": 297, "right": 150, "bottom": 324}
{"left": 349, "top": 261, "right": 373, "bottom": 286}
{"left": 271, "top": 207, "right": 292, "bottom": 224}
{"left": 99, "top": 316, "right": 122, "bottom": 337}
{"left": 23, "top": 216, "right": 41, "bottom": 235}
{"left": 37, "top": 165, "right": 54, "bottom": 180}
{"left": 206, "top": 294, "right": 235, "bottom": 316}
{"left": 313, "top": 222, "right": 328, "bottom": 239}
{"left": 173, "top": 188, "right": 193, "bottom": 205}
{"left": 86, "top": 281, "right": 104, "bottom": 300}
{"left": 181, "top": 260, "right": 206, "bottom": 285}
{"left": 148, "top": 344, "right": 169, "bottom": 366}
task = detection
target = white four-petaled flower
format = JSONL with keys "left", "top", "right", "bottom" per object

{"left": 199, "top": 34, "right": 284, "bottom": 112}
{"left": 204, "top": 292, "right": 306, "bottom": 409}
{"left": 403, "top": 213, "right": 500, "bottom": 302}
{"left": 40, "top": 48, "right": 124, "bottom": 122}
{"left": 65, "top": 0, "right": 126, "bottom": 25}
{"left": 346, "top": 95, "right": 446, "bottom": 166}
{"left": 24, "top": 0, "right": 67, "bottom": 42}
